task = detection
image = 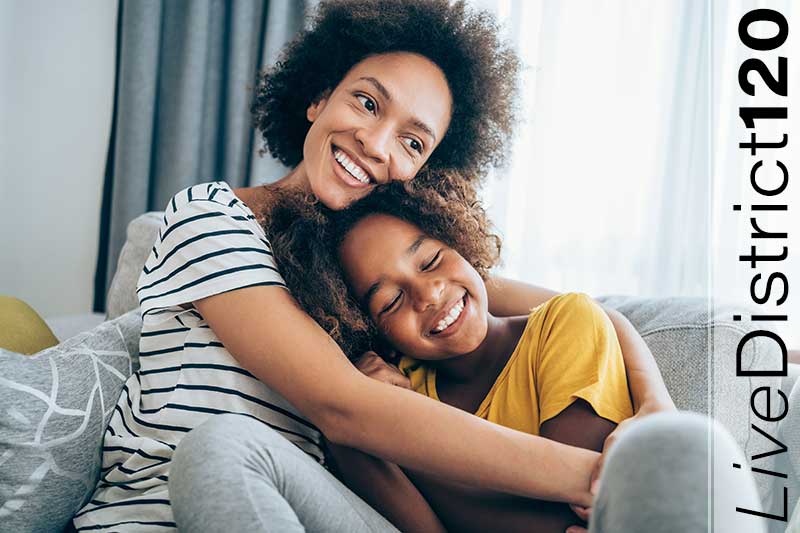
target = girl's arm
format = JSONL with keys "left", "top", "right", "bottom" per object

{"left": 327, "top": 443, "right": 446, "bottom": 533}
{"left": 485, "top": 276, "right": 675, "bottom": 412}
{"left": 194, "top": 285, "right": 597, "bottom": 507}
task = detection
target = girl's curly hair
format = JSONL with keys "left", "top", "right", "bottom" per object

{"left": 251, "top": 0, "right": 519, "bottom": 180}
{"left": 262, "top": 170, "right": 501, "bottom": 358}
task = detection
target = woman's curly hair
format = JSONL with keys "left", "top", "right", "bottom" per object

{"left": 251, "top": 0, "right": 519, "bottom": 180}
{"left": 262, "top": 170, "right": 501, "bottom": 358}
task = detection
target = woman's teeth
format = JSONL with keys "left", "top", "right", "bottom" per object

{"left": 334, "top": 148, "right": 371, "bottom": 184}
{"left": 433, "top": 298, "right": 465, "bottom": 333}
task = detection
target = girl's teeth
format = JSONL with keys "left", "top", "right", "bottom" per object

{"left": 434, "top": 299, "right": 465, "bottom": 332}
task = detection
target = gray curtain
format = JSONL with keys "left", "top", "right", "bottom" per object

{"left": 94, "top": 0, "right": 309, "bottom": 312}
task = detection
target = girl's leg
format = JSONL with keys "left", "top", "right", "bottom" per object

{"left": 589, "top": 411, "right": 767, "bottom": 533}
{"left": 169, "top": 414, "right": 398, "bottom": 533}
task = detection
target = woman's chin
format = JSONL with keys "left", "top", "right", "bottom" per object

{"left": 313, "top": 180, "right": 367, "bottom": 211}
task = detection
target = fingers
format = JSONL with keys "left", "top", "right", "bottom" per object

{"left": 569, "top": 504, "right": 591, "bottom": 522}
{"left": 353, "top": 351, "right": 411, "bottom": 388}
{"left": 354, "top": 350, "right": 379, "bottom": 364}
{"left": 590, "top": 451, "right": 603, "bottom": 496}
{"left": 383, "top": 370, "right": 412, "bottom": 389}
{"left": 592, "top": 417, "right": 632, "bottom": 495}
{"left": 354, "top": 351, "right": 381, "bottom": 371}
{"left": 565, "top": 526, "right": 588, "bottom": 533}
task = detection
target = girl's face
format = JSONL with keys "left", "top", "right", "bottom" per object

{"left": 303, "top": 52, "right": 452, "bottom": 210}
{"left": 339, "top": 214, "right": 489, "bottom": 360}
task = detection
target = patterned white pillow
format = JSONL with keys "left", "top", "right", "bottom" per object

{"left": 0, "top": 309, "right": 141, "bottom": 533}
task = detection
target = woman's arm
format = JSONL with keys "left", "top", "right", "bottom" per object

{"left": 326, "top": 353, "right": 444, "bottom": 533}
{"left": 328, "top": 443, "right": 446, "bottom": 533}
{"left": 194, "top": 285, "right": 597, "bottom": 506}
{"left": 485, "top": 276, "right": 675, "bottom": 412}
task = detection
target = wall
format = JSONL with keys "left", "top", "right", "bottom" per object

{"left": 0, "top": 0, "right": 118, "bottom": 317}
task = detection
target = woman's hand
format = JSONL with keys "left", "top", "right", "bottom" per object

{"left": 354, "top": 351, "right": 411, "bottom": 389}
{"left": 565, "top": 401, "right": 678, "bottom": 532}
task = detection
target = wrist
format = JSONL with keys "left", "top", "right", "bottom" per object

{"left": 636, "top": 397, "right": 676, "bottom": 415}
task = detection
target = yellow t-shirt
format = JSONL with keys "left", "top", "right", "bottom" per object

{"left": 400, "top": 293, "right": 633, "bottom": 434}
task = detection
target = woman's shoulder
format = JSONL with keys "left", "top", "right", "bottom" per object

{"left": 165, "top": 181, "right": 259, "bottom": 224}
{"left": 136, "top": 181, "right": 284, "bottom": 316}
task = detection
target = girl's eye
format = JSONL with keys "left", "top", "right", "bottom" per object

{"left": 356, "top": 94, "right": 376, "bottom": 114}
{"left": 403, "top": 137, "right": 424, "bottom": 154}
{"left": 380, "top": 292, "right": 402, "bottom": 315}
{"left": 422, "top": 251, "right": 441, "bottom": 271}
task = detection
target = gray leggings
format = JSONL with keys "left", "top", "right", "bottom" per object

{"left": 169, "top": 411, "right": 765, "bottom": 533}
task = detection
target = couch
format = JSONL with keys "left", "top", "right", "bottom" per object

{"left": 1, "top": 211, "right": 798, "bottom": 532}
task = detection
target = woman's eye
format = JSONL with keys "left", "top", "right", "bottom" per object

{"left": 356, "top": 95, "right": 376, "bottom": 114}
{"left": 403, "top": 137, "right": 423, "bottom": 154}
{"left": 422, "top": 251, "right": 441, "bottom": 271}
{"left": 380, "top": 292, "right": 402, "bottom": 315}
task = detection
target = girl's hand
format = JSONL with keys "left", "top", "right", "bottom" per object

{"left": 354, "top": 351, "right": 412, "bottom": 389}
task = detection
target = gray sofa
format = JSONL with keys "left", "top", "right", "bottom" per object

{"left": 2, "top": 211, "right": 798, "bottom": 532}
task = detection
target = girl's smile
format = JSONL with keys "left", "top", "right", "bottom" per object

{"left": 339, "top": 213, "right": 489, "bottom": 360}
{"left": 428, "top": 292, "right": 468, "bottom": 337}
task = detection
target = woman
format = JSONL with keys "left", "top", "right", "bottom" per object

{"left": 74, "top": 1, "right": 758, "bottom": 532}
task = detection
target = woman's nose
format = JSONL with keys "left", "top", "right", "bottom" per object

{"left": 355, "top": 123, "right": 391, "bottom": 166}
{"left": 411, "top": 277, "right": 445, "bottom": 313}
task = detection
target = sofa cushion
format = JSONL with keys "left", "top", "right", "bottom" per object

{"left": 0, "top": 296, "right": 59, "bottom": 355}
{"left": 0, "top": 309, "right": 142, "bottom": 533}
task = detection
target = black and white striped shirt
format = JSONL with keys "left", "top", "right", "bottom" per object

{"left": 74, "top": 182, "right": 323, "bottom": 532}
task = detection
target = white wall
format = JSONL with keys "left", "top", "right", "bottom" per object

{"left": 0, "top": 0, "right": 118, "bottom": 317}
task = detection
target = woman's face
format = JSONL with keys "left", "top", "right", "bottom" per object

{"left": 339, "top": 214, "right": 489, "bottom": 360}
{"left": 303, "top": 52, "right": 453, "bottom": 210}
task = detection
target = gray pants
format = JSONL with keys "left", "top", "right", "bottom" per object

{"left": 170, "top": 412, "right": 766, "bottom": 533}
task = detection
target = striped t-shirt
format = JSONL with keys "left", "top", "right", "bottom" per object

{"left": 73, "top": 181, "right": 324, "bottom": 532}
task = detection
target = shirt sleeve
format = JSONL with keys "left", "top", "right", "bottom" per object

{"left": 530, "top": 293, "right": 634, "bottom": 426}
{"left": 136, "top": 192, "right": 286, "bottom": 316}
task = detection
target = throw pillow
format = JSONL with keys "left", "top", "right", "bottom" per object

{"left": 0, "top": 309, "right": 141, "bottom": 533}
{"left": 0, "top": 296, "right": 59, "bottom": 355}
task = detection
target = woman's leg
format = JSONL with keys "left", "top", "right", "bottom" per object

{"left": 169, "top": 414, "right": 398, "bottom": 533}
{"left": 589, "top": 411, "right": 767, "bottom": 533}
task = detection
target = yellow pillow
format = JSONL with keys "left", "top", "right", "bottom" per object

{"left": 0, "top": 296, "right": 59, "bottom": 355}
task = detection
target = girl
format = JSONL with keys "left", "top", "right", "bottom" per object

{"left": 267, "top": 181, "right": 634, "bottom": 532}
{"left": 75, "top": 1, "right": 677, "bottom": 531}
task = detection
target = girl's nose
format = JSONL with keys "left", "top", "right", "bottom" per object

{"left": 411, "top": 277, "right": 445, "bottom": 313}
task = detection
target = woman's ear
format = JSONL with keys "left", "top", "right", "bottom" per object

{"left": 306, "top": 91, "right": 331, "bottom": 122}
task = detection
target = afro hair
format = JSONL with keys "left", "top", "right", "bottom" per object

{"left": 251, "top": 0, "right": 519, "bottom": 182}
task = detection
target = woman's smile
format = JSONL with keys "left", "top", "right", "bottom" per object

{"left": 331, "top": 145, "right": 376, "bottom": 188}
{"left": 301, "top": 52, "right": 453, "bottom": 210}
